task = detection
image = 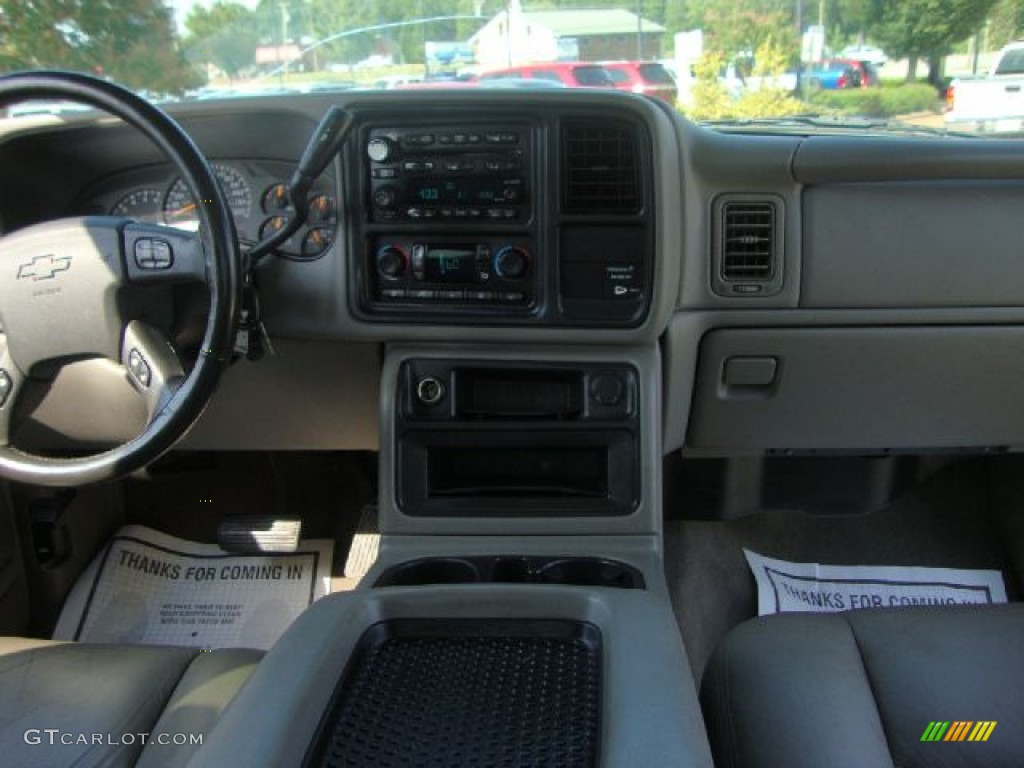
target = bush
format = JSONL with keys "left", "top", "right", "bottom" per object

{"left": 808, "top": 84, "right": 941, "bottom": 117}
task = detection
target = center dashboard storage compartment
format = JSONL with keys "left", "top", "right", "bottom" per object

{"left": 306, "top": 619, "right": 601, "bottom": 768}
{"left": 396, "top": 361, "right": 640, "bottom": 516}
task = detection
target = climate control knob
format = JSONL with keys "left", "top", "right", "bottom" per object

{"left": 376, "top": 245, "right": 406, "bottom": 279}
{"left": 493, "top": 246, "right": 529, "bottom": 280}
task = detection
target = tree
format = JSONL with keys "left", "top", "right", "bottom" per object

{"left": 988, "top": 0, "right": 1024, "bottom": 49}
{"left": 0, "top": 1, "right": 199, "bottom": 93}
{"left": 867, "top": 0, "right": 999, "bottom": 81}
{"left": 185, "top": 2, "right": 259, "bottom": 81}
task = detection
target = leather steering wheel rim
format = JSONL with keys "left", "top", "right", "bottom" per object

{"left": 0, "top": 71, "right": 240, "bottom": 486}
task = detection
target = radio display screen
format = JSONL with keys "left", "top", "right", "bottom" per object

{"left": 410, "top": 178, "right": 521, "bottom": 206}
{"left": 424, "top": 248, "right": 477, "bottom": 281}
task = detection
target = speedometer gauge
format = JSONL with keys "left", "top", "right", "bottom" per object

{"left": 111, "top": 188, "right": 163, "bottom": 221}
{"left": 163, "top": 163, "right": 252, "bottom": 227}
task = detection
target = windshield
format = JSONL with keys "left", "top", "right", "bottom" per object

{"left": 0, "top": 1, "right": 1020, "bottom": 138}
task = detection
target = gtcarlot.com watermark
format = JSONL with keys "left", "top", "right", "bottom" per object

{"left": 24, "top": 729, "right": 202, "bottom": 747}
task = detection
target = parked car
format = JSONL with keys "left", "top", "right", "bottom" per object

{"left": 946, "top": 40, "right": 1024, "bottom": 132}
{"left": 801, "top": 59, "right": 863, "bottom": 90}
{"left": 601, "top": 60, "right": 679, "bottom": 103}
{"left": 477, "top": 62, "right": 614, "bottom": 88}
{"left": 838, "top": 44, "right": 888, "bottom": 65}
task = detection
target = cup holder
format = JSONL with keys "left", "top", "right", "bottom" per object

{"left": 374, "top": 558, "right": 479, "bottom": 587}
{"left": 374, "top": 556, "right": 644, "bottom": 589}
{"left": 539, "top": 558, "right": 640, "bottom": 588}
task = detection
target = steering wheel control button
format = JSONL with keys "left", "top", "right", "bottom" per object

{"left": 133, "top": 238, "right": 173, "bottom": 270}
{"left": 0, "top": 371, "right": 12, "bottom": 407}
{"left": 128, "top": 348, "right": 152, "bottom": 388}
{"left": 416, "top": 376, "right": 445, "bottom": 406}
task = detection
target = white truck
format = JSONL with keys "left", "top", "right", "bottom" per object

{"left": 945, "top": 41, "right": 1024, "bottom": 132}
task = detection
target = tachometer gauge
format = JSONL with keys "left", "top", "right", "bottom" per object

{"left": 163, "top": 163, "right": 252, "bottom": 228}
{"left": 111, "top": 188, "right": 164, "bottom": 221}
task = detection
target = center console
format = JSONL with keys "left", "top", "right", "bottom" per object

{"left": 187, "top": 98, "right": 712, "bottom": 767}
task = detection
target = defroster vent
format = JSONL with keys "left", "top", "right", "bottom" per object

{"left": 562, "top": 121, "right": 641, "bottom": 214}
{"left": 720, "top": 201, "right": 776, "bottom": 282}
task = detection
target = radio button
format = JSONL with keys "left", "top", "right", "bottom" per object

{"left": 444, "top": 160, "right": 460, "bottom": 172}
{"left": 501, "top": 291, "right": 526, "bottom": 302}
{"left": 381, "top": 288, "right": 406, "bottom": 299}
{"left": 438, "top": 134, "right": 452, "bottom": 144}
{"left": 468, "top": 208, "right": 483, "bottom": 218}
{"left": 486, "top": 208, "right": 504, "bottom": 219}
{"left": 452, "top": 133, "right": 468, "bottom": 144}
{"left": 372, "top": 167, "right": 398, "bottom": 179}
{"left": 402, "top": 133, "right": 434, "bottom": 146}
{"left": 373, "top": 186, "right": 399, "bottom": 209}
{"left": 406, "top": 207, "right": 423, "bottom": 218}
{"left": 467, "top": 290, "right": 496, "bottom": 301}
{"left": 484, "top": 133, "right": 502, "bottom": 143}
{"left": 498, "top": 132, "right": 518, "bottom": 143}
{"left": 439, "top": 208, "right": 454, "bottom": 218}
{"left": 467, "top": 133, "right": 482, "bottom": 143}
{"left": 403, "top": 161, "right": 422, "bottom": 172}
{"left": 422, "top": 208, "right": 438, "bottom": 218}
{"left": 409, "top": 289, "right": 436, "bottom": 300}
{"left": 438, "top": 289, "right": 465, "bottom": 300}
{"left": 367, "top": 137, "right": 395, "bottom": 163}
{"left": 454, "top": 208, "right": 469, "bottom": 218}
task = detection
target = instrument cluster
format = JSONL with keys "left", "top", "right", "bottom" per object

{"left": 89, "top": 159, "right": 337, "bottom": 259}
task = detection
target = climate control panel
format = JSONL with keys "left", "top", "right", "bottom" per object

{"left": 369, "top": 237, "right": 534, "bottom": 308}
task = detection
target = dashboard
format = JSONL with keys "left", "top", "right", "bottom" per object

{"left": 2, "top": 89, "right": 1024, "bottom": 458}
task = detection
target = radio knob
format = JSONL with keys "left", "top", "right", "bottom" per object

{"left": 373, "top": 185, "right": 399, "bottom": 209}
{"left": 493, "top": 246, "right": 529, "bottom": 280}
{"left": 376, "top": 245, "right": 406, "bottom": 279}
{"left": 367, "top": 137, "right": 395, "bottom": 163}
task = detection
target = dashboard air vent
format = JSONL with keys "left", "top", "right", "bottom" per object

{"left": 562, "top": 121, "right": 640, "bottom": 214}
{"left": 720, "top": 201, "right": 776, "bottom": 282}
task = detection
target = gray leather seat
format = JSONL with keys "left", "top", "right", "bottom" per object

{"left": 0, "top": 637, "right": 262, "bottom": 767}
{"left": 701, "top": 604, "right": 1024, "bottom": 768}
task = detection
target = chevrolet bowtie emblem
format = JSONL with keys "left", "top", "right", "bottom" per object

{"left": 17, "top": 254, "right": 71, "bottom": 281}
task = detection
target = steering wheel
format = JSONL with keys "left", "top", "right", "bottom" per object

{"left": 0, "top": 72, "right": 240, "bottom": 486}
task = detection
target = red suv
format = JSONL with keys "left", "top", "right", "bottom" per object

{"left": 602, "top": 61, "right": 678, "bottom": 103}
{"left": 477, "top": 63, "right": 614, "bottom": 88}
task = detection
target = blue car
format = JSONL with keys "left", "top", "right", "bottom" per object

{"left": 802, "top": 59, "right": 862, "bottom": 89}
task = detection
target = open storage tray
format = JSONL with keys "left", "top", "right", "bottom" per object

{"left": 373, "top": 555, "right": 645, "bottom": 589}
{"left": 306, "top": 618, "right": 602, "bottom": 768}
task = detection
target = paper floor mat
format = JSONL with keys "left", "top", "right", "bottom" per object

{"left": 54, "top": 524, "right": 333, "bottom": 650}
{"left": 745, "top": 549, "right": 1008, "bottom": 616}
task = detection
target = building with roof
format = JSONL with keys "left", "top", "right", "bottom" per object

{"left": 470, "top": 3, "right": 665, "bottom": 71}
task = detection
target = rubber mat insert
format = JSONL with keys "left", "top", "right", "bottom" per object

{"left": 308, "top": 619, "right": 602, "bottom": 768}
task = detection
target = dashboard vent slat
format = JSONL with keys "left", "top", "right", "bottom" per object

{"left": 562, "top": 121, "right": 640, "bottom": 214}
{"left": 721, "top": 202, "right": 776, "bottom": 281}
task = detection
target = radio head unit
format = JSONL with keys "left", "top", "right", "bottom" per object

{"left": 366, "top": 125, "right": 529, "bottom": 223}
